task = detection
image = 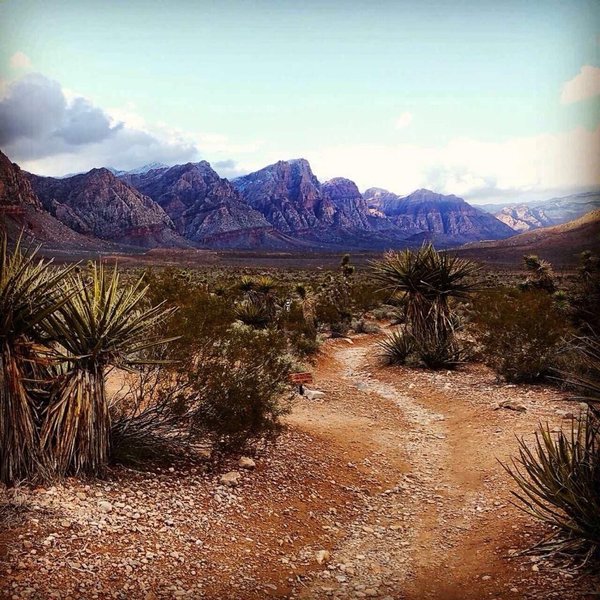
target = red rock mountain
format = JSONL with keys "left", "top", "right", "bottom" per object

{"left": 27, "top": 168, "right": 186, "bottom": 248}
{"left": 120, "top": 162, "right": 294, "bottom": 248}
{"left": 232, "top": 159, "right": 406, "bottom": 247}
{"left": 0, "top": 150, "right": 109, "bottom": 251}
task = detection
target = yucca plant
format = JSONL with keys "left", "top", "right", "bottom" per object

{"left": 0, "top": 234, "right": 74, "bottom": 484}
{"left": 234, "top": 297, "right": 271, "bottom": 329}
{"left": 507, "top": 415, "right": 600, "bottom": 567}
{"left": 371, "top": 244, "right": 479, "bottom": 368}
{"left": 40, "top": 264, "right": 175, "bottom": 476}
{"left": 522, "top": 254, "right": 556, "bottom": 293}
{"left": 507, "top": 334, "right": 600, "bottom": 568}
{"left": 378, "top": 329, "right": 414, "bottom": 365}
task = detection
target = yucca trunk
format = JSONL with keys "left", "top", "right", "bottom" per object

{"left": 0, "top": 341, "right": 38, "bottom": 484}
{"left": 40, "top": 364, "right": 110, "bottom": 476}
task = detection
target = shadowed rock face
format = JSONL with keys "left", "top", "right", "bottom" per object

{"left": 121, "top": 162, "right": 273, "bottom": 243}
{"left": 232, "top": 160, "right": 401, "bottom": 247}
{"left": 0, "top": 150, "right": 42, "bottom": 210}
{"left": 27, "top": 168, "right": 183, "bottom": 247}
{"left": 364, "top": 187, "right": 516, "bottom": 243}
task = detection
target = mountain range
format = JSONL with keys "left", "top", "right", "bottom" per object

{"left": 1, "top": 149, "right": 598, "bottom": 254}
{"left": 483, "top": 191, "right": 600, "bottom": 232}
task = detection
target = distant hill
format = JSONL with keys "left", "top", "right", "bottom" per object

{"left": 363, "top": 187, "right": 515, "bottom": 245}
{"left": 457, "top": 209, "right": 600, "bottom": 265}
{"left": 494, "top": 204, "right": 554, "bottom": 232}
{"left": 481, "top": 190, "right": 600, "bottom": 232}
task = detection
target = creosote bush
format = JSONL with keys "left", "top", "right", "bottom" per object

{"left": 473, "top": 288, "right": 569, "bottom": 383}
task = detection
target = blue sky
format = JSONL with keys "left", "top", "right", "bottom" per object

{"left": 1, "top": 0, "right": 599, "bottom": 203}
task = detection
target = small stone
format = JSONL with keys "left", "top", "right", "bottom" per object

{"left": 482, "top": 575, "right": 491, "bottom": 581}
{"left": 304, "top": 388, "right": 326, "bottom": 401}
{"left": 98, "top": 500, "right": 113, "bottom": 513}
{"left": 220, "top": 471, "right": 241, "bottom": 487}
{"left": 315, "top": 550, "right": 330, "bottom": 564}
{"left": 496, "top": 400, "right": 527, "bottom": 412}
{"left": 238, "top": 457, "right": 256, "bottom": 470}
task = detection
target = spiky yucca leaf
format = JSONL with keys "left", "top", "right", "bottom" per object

{"left": 0, "top": 234, "right": 74, "bottom": 484}
{"left": 506, "top": 414, "right": 600, "bottom": 566}
{"left": 39, "top": 264, "right": 175, "bottom": 476}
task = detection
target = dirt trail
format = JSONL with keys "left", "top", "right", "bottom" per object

{"left": 288, "top": 335, "right": 591, "bottom": 600}
{"left": 1, "top": 333, "right": 596, "bottom": 599}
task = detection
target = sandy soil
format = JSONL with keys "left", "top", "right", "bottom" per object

{"left": 1, "top": 333, "right": 598, "bottom": 599}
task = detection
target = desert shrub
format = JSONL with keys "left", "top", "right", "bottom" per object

{"left": 507, "top": 337, "right": 600, "bottom": 568}
{"left": 473, "top": 288, "right": 570, "bottom": 383}
{"left": 378, "top": 329, "right": 414, "bottom": 365}
{"left": 520, "top": 254, "right": 556, "bottom": 293}
{"left": 570, "top": 251, "right": 600, "bottom": 333}
{"left": 280, "top": 301, "right": 319, "bottom": 357}
{"left": 370, "top": 305, "right": 399, "bottom": 321}
{"left": 371, "top": 243, "right": 479, "bottom": 369}
{"left": 110, "top": 363, "right": 194, "bottom": 464}
{"left": 189, "top": 326, "right": 293, "bottom": 450}
{"left": 144, "top": 269, "right": 235, "bottom": 360}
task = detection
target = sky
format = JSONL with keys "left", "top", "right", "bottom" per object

{"left": 0, "top": 0, "right": 599, "bottom": 204}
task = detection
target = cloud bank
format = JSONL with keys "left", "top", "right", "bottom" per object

{"left": 0, "top": 73, "right": 199, "bottom": 175}
{"left": 300, "top": 125, "right": 600, "bottom": 204}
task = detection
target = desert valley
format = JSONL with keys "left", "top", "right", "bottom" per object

{"left": 1, "top": 1, "right": 600, "bottom": 599}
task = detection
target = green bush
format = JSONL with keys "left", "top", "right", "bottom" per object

{"left": 473, "top": 288, "right": 570, "bottom": 382}
{"left": 190, "top": 326, "right": 293, "bottom": 450}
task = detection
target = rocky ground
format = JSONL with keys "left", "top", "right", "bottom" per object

{"left": 1, "top": 333, "right": 599, "bottom": 599}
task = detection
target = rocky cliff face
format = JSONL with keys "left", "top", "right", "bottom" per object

{"left": 232, "top": 159, "right": 334, "bottom": 233}
{"left": 0, "top": 150, "right": 42, "bottom": 211}
{"left": 363, "top": 187, "right": 515, "bottom": 244}
{"left": 494, "top": 204, "right": 553, "bottom": 232}
{"left": 0, "top": 150, "right": 114, "bottom": 250}
{"left": 28, "top": 168, "right": 184, "bottom": 247}
{"left": 232, "top": 160, "right": 403, "bottom": 247}
{"left": 121, "top": 162, "right": 276, "bottom": 245}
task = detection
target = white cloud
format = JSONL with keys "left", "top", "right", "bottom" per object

{"left": 9, "top": 51, "right": 32, "bottom": 70}
{"left": 394, "top": 111, "right": 413, "bottom": 129}
{"left": 300, "top": 125, "right": 600, "bottom": 203}
{"left": 561, "top": 65, "right": 600, "bottom": 104}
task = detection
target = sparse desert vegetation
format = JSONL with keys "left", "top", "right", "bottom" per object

{"left": 1, "top": 237, "right": 599, "bottom": 598}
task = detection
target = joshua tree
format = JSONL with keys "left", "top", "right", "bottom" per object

{"left": 40, "top": 264, "right": 174, "bottom": 476}
{"left": 0, "top": 235, "right": 74, "bottom": 484}
{"left": 372, "top": 243, "right": 480, "bottom": 367}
